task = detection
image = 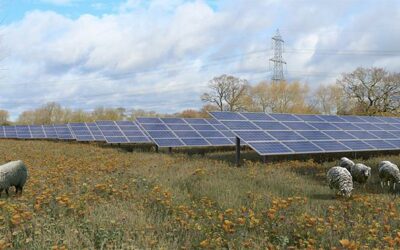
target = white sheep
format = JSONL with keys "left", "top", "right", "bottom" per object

{"left": 327, "top": 166, "right": 353, "bottom": 197}
{"left": 339, "top": 157, "right": 355, "bottom": 172}
{"left": 0, "top": 160, "right": 28, "bottom": 197}
{"left": 349, "top": 163, "right": 371, "bottom": 185}
{"left": 379, "top": 161, "right": 400, "bottom": 190}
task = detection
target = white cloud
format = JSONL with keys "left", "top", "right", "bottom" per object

{"left": 40, "top": 0, "right": 73, "bottom": 5}
{"left": 1, "top": 0, "right": 400, "bottom": 119}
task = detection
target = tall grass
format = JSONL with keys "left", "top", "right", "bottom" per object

{"left": 0, "top": 140, "right": 399, "bottom": 249}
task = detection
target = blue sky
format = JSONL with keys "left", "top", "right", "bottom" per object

{"left": 1, "top": 0, "right": 400, "bottom": 120}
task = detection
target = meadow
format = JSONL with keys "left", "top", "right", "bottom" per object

{"left": 0, "top": 140, "right": 399, "bottom": 249}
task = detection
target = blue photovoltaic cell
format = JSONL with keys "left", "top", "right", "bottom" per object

{"left": 347, "top": 131, "right": 378, "bottom": 139}
{"left": 386, "top": 140, "right": 400, "bottom": 147}
{"left": 378, "top": 117, "right": 399, "bottom": 123}
{"left": 16, "top": 125, "right": 31, "bottom": 139}
{"left": 126, "top": 137, "right": 150, "bottom": 143}
{"left": 4, "top": 126, "right": 17, "bottom": 138}
{"left": 136, "top": 117, "right": 163, "bottom": 124}
{"left": 340, "top": 140, "right": 375, "bottom": 150}
{"left": 323, "top": 130, "right": 356, "bottom": 140}
{"left": 360, "top": 116, "right": 384, "bottom": 123}
{"left": 331, "top": 123, "right": 362, "bottom": 130}
{"left": 267, "top": 131, "right": 305, "bottom": 141}
{"left": 309, "top": 123, "right": 340, "bottom": 130}
{"left": 249, "top": 142, "right": 292, "bottom": 155}
{"left": 391, "top": 124, "right": 400, "bottom": 129}
{"left": 206, "top": 138, "right": 232, "bottom": 146}
{"left": 341, "top": 116, "right": 366, "bottom": 123}
{"left": 374, "top": 123, "right": 399, "bottom": 130}
{"left": 295, "top": 114, "right": 324, "bottom": 122}
{"left": 0, "top": 127, "right": 4, "bottom": 138}
{"left": 106, "top": 137, "right": 129, "bottom": 143}
{"left": 296, "top": 131, "right": 332, "bottom": 140}
{"left": 311, "top": 141, "right": 351, "bottom": 152}
{"left": 101, "top": 131, "right": 124, "bottom": 137}
{"left": 254, "top": 121, "right": 289, "bottom": 130}
{"left": 222, "top": 121, "right": 259, "bottom": 130}
{"left": 181, "top": 138, "right": 210, "bottom": 146}
{"left": 269, "top": 113, "right": 300, "bottom": 121}
{"left": 240, "top": 112, "right": 274, "bottom": 121}
{"left": 141, "top": 124, "right": 169, "bottom": 130}
{"left": 191, "top": 124, "right": 216, "bottom": 131}
{"left": 115, "top": 121, "right": 134, "bottom": 126}
{"left": 96, "top": 120, "right": 116, "bottom": 126}
{"left": 54, "top": 125, "right": 74, "bottom": 140}
{"left": 207, "top": 118, "right": 222, "bottom": 125}
{"left": 282, "top": 122, "right": 315, "bottom": 130}
{"left": 184, "top": 118, "right": 209, "bottom": 125}
{"left": 282, "top": 141, "right": 323, "bottom": 153}
{"left": 355, "top": 123, "right": 381, "bottom": 130}
{"left": 234, "top": 131, "right": 274, "bottom": 142}
{"left": 197, "top": 130, "right": 224, "bottom": 138}
{"left": 87, "top": 123, "right": 106, "bottom": 141}
{"left": 123, "top": 131, "right": 146, "bottom": 137}
{"left": 221, "top": 130, "right": 235, "bottom": 137}
{"left": 69, "top": 123, "right": 95, "bottom": 141}
{"left": 166, "top": 124, "right": 192, "bottom": 131}
{"left": 174, "top": 131, "right": 202, "bottom": 138}
{"left": 209, "top": 124, "right": 225, "bottom": 130}
{"left": 43, "top": 125, "right": 58, "bottom": 139}
{"left": 388, "top": 131, "right": 400, "bottom": 137}
{"left": 29, "top": 125, "right": 46, "bottom": 139}
{"left": 161, "top": 118, "right": 185, "bottom": 124}
{"left": 154, "top": 138, "right": 184, "bottom": 147}
{"left": 147, "top": 131, "right": 176, "bottom": 138}
{"left": 364, "top": 140, "right": 397, "bottom": 149}
{"left": 318, "top": 115, "right": 346, "bottom": 122}
{"left": 210, "top": 112, "right": 245, "bottom": 120}
{"left": 369, "top": 131, "right": 397, "bottom": 139}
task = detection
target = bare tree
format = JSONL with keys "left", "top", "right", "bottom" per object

{"left": 201, "top": 74, "right": 248, "bottom": 111}
{"left": 338, "top": 67, "right": 400, "bottom": 115}
{"left": 0, "top": 109, "right": 9, "bottom": 125}
{"left": 313, "top": 84, "right": 350, "bottom": 115}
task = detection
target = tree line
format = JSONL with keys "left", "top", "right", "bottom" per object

{"left": 0, "top": 67, "right": 399, "bottom": 125}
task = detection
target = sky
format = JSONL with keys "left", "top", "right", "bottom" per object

{"left": 1, "top": 0, "right": 400, "bottom": 120}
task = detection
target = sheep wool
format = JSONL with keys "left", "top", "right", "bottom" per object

{"left": 327, "top": 166, "right": 353, "bottom": 197}
{"left": 339, "top": 157, "right": 355, "bottom": 172}
{"left": 350, "top": 163, "right": 371, "bottom": 184}
{"left": 379, "top": 161, "right": 400, "bottom": 190}
{"left": 0, "top": 160, "right": 28, "bottom": 197}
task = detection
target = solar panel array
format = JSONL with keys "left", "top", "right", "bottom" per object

{"left": 136, "top": 118, "right": 236, "bottom": 147}
{"left": 69, "top": 123, "right": 95, "bottom": 141}
{"left": 210, "top": 112, "right": 400, "bottom": 156}
{"left": 95, "top": 120, "right": 152, "bottom": 144}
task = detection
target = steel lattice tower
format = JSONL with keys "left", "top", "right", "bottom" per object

{"left": 269, "top": 29, "right": 286, "bottom": 83}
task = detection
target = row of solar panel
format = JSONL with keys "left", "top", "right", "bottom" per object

{"left": 209, "top": 112, "right": 400, "bottom": 156}
{"left": 0, "top": 121, "right": 151, "bottom": 144}
{"left": 0, "top": 118, "right": 238, "bottom": 148}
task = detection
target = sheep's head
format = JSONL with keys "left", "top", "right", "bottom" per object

{"left": 363, "top": 167, "right": 371, "bottom": 177}
{"left": 340, "top": 186, "right": 353, "bottom": 198}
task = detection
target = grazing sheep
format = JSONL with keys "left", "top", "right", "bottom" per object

{"left": 349, "top": 163, "right": 371, "bottom": 185}
{"left": 339, "top": 157, "right": 355, "bottom": 172}
{"left": 0, "top": 160, "right": 28, "bottom": 197}
{"left": 379, "top": 161, "right": 400, "bottom": 190}
{"left": 327, "top": 166, "right": 353, "bottom": 198}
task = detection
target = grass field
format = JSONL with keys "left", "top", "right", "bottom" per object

{"left": 0, "top": 140, "right": 399, "bottom": 249}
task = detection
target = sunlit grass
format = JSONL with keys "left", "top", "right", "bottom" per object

{"left": 0, "top": 139, "right": 399, "bottom": 249}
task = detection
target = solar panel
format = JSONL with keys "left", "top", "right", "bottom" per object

{"left": 365, "top": 140, "right": 397, "bottom": 149}
{"left": 311, "top": 141, "right": 351, "bottom": 152}
{"left": 116, "top": 121, "right": 152, "bottom": 143}
{"left": 282, "top": 141, "right": 323, "bottom": 153}
{"left": 68, "top": 123, "right": 95, "bottom": 141}
{"left": 54, "top": 124, "right": 75, "bottom": 140}
{"left": 210, "top": 111, "right": 400, "bottom": 156}
{"left": 29, "top": 125, "right": 46, "bottom": 139}
{"left": 4, "top": 126, "right": 17, "bottom": 138}
{"left": 87, "top": 123, "right": 106, "bottom": 141}
{"left": 15, "top": 125, "right": 32, "bottom": 139}
{"left": 43, "top": 125, "right": 58, "bottom": 139}
{"left": 95, "top": 121, "right": 127, "bottom": 143}
{"left": 318, "top": 115, "right": 346, "bottom": 122}
{"left": 210, "top": 112, "right": 245, "bottom": 120}
{"left": 0, "top": 126, "right": 4, "bottom": 138}
{"left": 137, "top": 117, "right": 236, "bottom": 147}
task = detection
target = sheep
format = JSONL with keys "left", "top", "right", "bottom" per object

{"left": 327, "top": 166, "right": 353, "bottom": 198}
{"left": 0, "top": 160, "right": 28, "bottom": 197}
{"left": 349, "top": 163, "right": 371, "bottom": 186}
{"left": 379, "top": 161, "right": 400, "bottom": 191}
{"left": 339, "top": 157, "right": 355, "bottom": 172}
